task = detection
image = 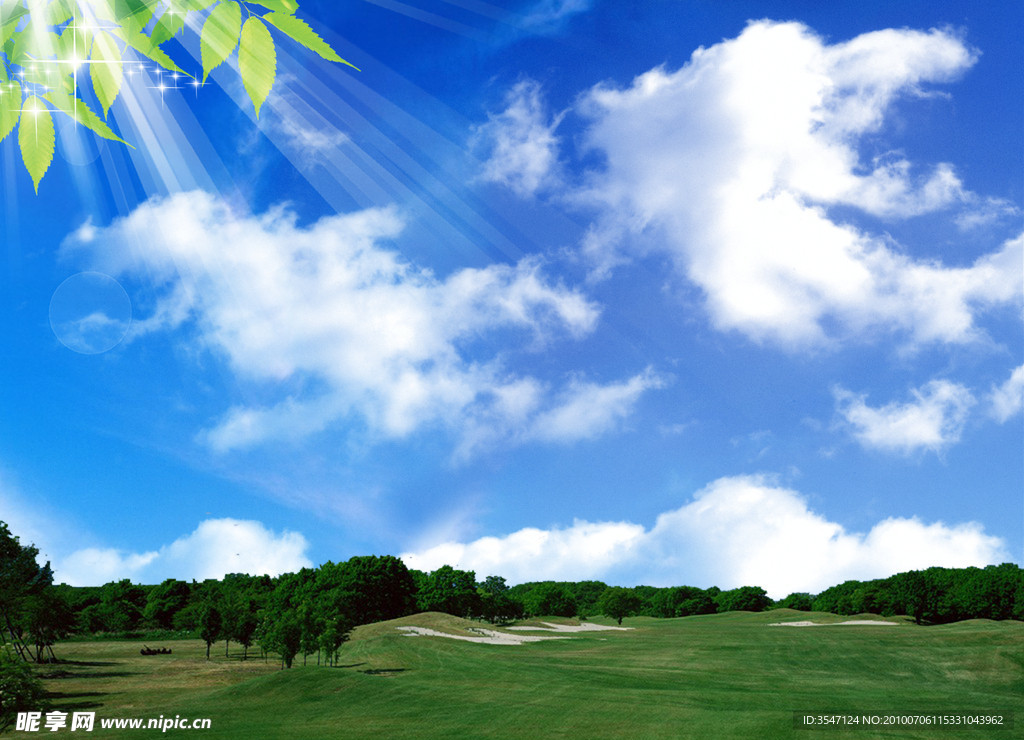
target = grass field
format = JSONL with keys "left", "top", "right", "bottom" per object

{"left": 29, "top": 611, "right": 1023, "bottom": 739}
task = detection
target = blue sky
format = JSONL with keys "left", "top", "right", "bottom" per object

{"left": 1, "top": 0, "right": 1021, "bottom": 598}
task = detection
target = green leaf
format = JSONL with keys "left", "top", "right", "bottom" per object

{"left": 0, "top": 80, "right": 21, "bottom": 143}
{"left": 0, "top": 18, "right": 19, "bottom": 53}
{"left": 200, "top": 0, "right": 241, "bottom": 82}
{"left": 44, "top": 87, "right": 129, "bottom": 145}
{"left": 90, "top": 30, "right": 122, "bottom": 116}
{"left": 44, "top": 0, "right": 76, "bottom": 27}
{"left": 115, "top": 28, "right": 187, "bottom": 74}
{"left": 150, "top": 7, "right": 187, "bottom": 47}
{"left": 87, "top": 0, "right": 118, "bottom": 23}
{"left": 248, "top": 0, "right": 298, "bottom": 12}
{"left": 0, "top": 3, "right": 29, "bottom": 27}
{"left": 183, "top": 0, "right": 218, "bottom": 11}
{"left": 9, "top": 20, "right": 38, "bottom": 65}
{"left": 11, "top": 23, "right": 62, "bottom": 67}
{"left": 113, "top": 0, "right": 158, "bottom": 23}
{"left": 57, "top": 19, "right": 93, "bottom": 64}
{"left": 18, "top": 95, "right": 54, "bottom": 193}
{"left": 238, "top": 17, "right": 275, "bottom": 119}
{"left": 263, "top": 11, "right": 357, "bottom": 69}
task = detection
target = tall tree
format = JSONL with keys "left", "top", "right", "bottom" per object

{"left": 144, "top": 579, "right": 191, "bottom": 631}
{"left": 0, "top": 521, "right": 54, "bottom": 662}
{"left": 417, "top": 566, "right": 480, "bottom": 617}
{"left": 198, "top": 602, "right": 223, "bottom": 660}
{"left": 597, "top": 587, "right": 642, "bottom": 625}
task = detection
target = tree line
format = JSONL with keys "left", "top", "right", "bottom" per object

{"left": 3, "top": 520, "right": 1024, "bottom": 672}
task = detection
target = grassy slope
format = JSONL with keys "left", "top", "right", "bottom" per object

{"left": 37, "top": 611, "right": 1023, "bottom": 739}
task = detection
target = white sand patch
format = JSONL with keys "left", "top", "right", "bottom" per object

{"left": 396, "top": 626, "right": 571, "bottom": 645}
{"left": 768, "top": 620, "right": 899, "bottom": 627}
{"left": 507, "top": 621, "right": 634, "bottom": 632}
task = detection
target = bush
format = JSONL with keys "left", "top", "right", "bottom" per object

{"left": 0, "top": 649, "right": 47, "bottom": 731}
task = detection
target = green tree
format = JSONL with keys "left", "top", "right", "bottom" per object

{"left": 653, "top": 586, "right": 717, "bottom": 617}
{"left": 570, "top": 581, "right": 610, "bottom": 617}
{"left": 317, "top": 612, "right": 354, "bottom": 667}
{"left": 812, "top": 580, "right": 864, "bottom": 616}
{"left": 198, "top": 601, "right": 222, "bottom": 660}
{"left": 325, "top": 556, "right": 417, "bottom": 626}
{"left": 231, "top": 596, "right": 261, "bottom": 660}
{"left": 95, "top": 579, "right": 147, "bottom": 633}
{"left": 891, "top": 571, "right": 931, "bottom": 624}
{"left": 21, "top": 590, "right": 74, "bottom": 663}
{"left": 774, "top": 592, "right": 813, "bottom": 611}
{"left": 715, "top": 586, "right": 771, "bottom": 613}
{"left": 597, "top": 587, "right": 641, "bottom": 625}
{"left": 476, "top": 576, "right": 524, "bottom": 624}
{"left": 143, "top": 579, "right": 191, "bottom": 630}
{"left": 0, "top": 521, "right": 53, "bottom": 662}
{"left": 297, "top": 602, "right": 320, "bottom": 666}
{"left": 262, "top": 613, "right": 302, "bottom": 669}
{"left": 523, "top": 583, "right": 577, "bottom": 618}
{"left": 416, "top": 565, "right": 480, "bottom": 617}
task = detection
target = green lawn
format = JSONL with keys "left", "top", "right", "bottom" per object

{"left": 29, "top": 611, "right": 1023, "bottom": 739}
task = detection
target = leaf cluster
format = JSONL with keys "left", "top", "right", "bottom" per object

{"left": 0, "top": 0, "right": 355, "bottom": 191}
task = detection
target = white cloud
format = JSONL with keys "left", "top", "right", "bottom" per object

{"left": 263, "top": 75, "right": 350, "bottom": 166}
{"left": 0, "top": 471, "right": 311, "bottom": 586}
{"left": 527, "top": 368, "right": 664, "bottom": 443}
{"left": 402, "top": 475, "right": 1008, "bottom": 598}
{"left": 834, "top": 380, "right": 976, "bottom": 455}
{"left": 473, "top": 80, "right": 564, "bottom": 197}
{"left": 66, "top": 191, "right": 655, "bottom": 454}
{"left": 989, "top": 364, "right": 1024, "bottom": 423}
{"left": 403, "top": 519, "right": 645, "bottom": 584}
{"left": 570, "top": 21, "right": 1021, "bottom": 347}
{"left": 55, "top": 519, "right": 312, "bottom": 586}
{"left": 519, "top": 0, "right": 591, "bottom": 34}
{"left": 453, "top": 368, "right": 665, "bottom": 460}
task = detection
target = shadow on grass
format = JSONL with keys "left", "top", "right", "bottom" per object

{"left": 335, "top": 662, "right": 366, "bottom": 669}
{"left": 45, "top": 671, "right": 142, "bottom": 680}
{"left": 44, "top": 691, "right": 106, "bottom": 710}
{"left": 58, "top": 660, "right": 119, "bottom": 667}
{"left": 360, "top": 668, "right": 407, "bottom": 676}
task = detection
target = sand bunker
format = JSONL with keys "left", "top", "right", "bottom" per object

{"left": 768, "top": 620, "right": 899, "bottom": 627}
{"left": 396, "top": 626, "right": 572, "bottom": 645}
{"left": 506, "top": 622, "right": 633, "bottom": 632}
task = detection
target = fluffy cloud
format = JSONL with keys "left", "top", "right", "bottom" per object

{"left": 473, "top": 80, "right": 563, "bottom": 197}
{"left": 571, "top": 21, "right": 1021, "bottom": 347}
{"left": 403, "top": 519, "right": 644, "bottom": 584}
{"left": 402, "top": 475, "right": 1008, "bottom": 598}
{"left": 989, "top": 364, "right": 1024, "bottom": 423}
{"left": 66, "top": 191, "right": 655, "bottom": 454}
{"left": 55, "top": 519, "right": 312, "bottom": 586}
{"left": 834, "top": 380, "right": 976, "bottom": 455}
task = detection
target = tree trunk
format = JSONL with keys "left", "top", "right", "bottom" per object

{"left": 2, "top": 611, "right": 32, "bottom": 662}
